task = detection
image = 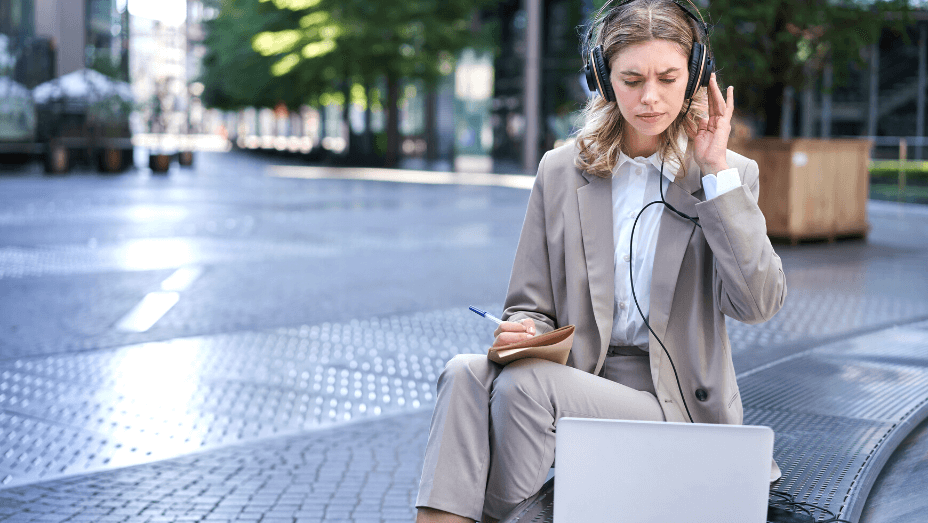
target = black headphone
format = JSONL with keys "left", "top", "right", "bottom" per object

{"left": 582, "top": 0, "right": 714, "bottom": 103}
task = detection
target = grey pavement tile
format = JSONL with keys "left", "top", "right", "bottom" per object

{"left": 0, "top": 411, "right": 430, "bottom": 523}
{"left": 0, "top": 305, "right": 500, "bottom": 488}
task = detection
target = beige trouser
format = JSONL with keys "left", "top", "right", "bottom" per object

{"left": 415, "top": 347, "right": 665, "bottom": 521}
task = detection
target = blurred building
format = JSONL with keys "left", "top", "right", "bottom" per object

{"left": 487, "top": 0, "right": 588, "bottom": 173}
{"left": 1, "top": 0, "right": 128, "bottom": 150}
{"left": 129, "top": 15, "right": 186, "bottom": 134}
{"left": 768, "top": 11, "right": 928, "bottom": 159}
{"left": 129, "top": 0, "right": 222, "bottom": 136}
{"left": 0, "top": 0, "right": 129, "bottom": 87}
{"left": 86, "top": 0, "right": 131, "bottom": 82}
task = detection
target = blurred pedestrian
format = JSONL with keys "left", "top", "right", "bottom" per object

{"left": 415, "top": 1, "right": 786, "bottom": 521}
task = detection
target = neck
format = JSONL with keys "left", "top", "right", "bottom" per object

{"left": 623, "top": 129, "right": 661, "bottom": 158}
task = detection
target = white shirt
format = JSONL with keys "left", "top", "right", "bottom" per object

{"left": 610, "top": 134, "right": 741, "bottom": 351}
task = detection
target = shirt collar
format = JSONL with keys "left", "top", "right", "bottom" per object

{"left": 613, "top": 132, "right": 689, "bottom": 182}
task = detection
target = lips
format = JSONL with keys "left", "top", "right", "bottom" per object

{"left": 637, "top": 113, "right": 664, "bottom": 120}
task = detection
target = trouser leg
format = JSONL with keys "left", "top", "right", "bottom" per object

{"left": 416, "top": 354, "right": 503, "bottom": 520}
{"left": 482, "top": 357, "right": 664, "bottom": 520}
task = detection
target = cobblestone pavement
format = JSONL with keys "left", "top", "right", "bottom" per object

{"left": 0, "top": 153, "right": 927, "bottom": 521}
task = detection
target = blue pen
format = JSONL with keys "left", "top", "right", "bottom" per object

{"left": 469, "top": 306, "right": 504, "bottom": 325}
{"left": 469, "top": 306, "right": 535, "bottom": 336}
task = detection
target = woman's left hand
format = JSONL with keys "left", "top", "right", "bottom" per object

{"left": 693, "top": 73, "right": 733, "bottom": 176}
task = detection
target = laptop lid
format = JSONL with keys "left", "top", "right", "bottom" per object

{"left": 554, "top": 418, "right": 773, "bottom": 523}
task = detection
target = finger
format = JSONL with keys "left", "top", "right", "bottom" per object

{"left": 725, "top": 86, "right": 735, "bottom": 119}
{"left": 697, "top": 115, "right": 709, "bottom": 133}
{"left": 493, "top": 331, "right": 534, "bottom": 347}
{"left": 497, "top": 320, "right": 530, "bottom": 333}
{"left": 709, "top": 73, "right": 724, "bottom": 117}
{"left": 706, "top": 74, "right": 717, "bottom": 116}
{"left": 519, "top": 318, "right": 536, "bottom": 335}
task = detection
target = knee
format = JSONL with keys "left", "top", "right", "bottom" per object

{"left": 491, "top": 359, "right": 544, "bottom": 409}
{"left": 438, "top": 353, "right": 492, "bottom": 390}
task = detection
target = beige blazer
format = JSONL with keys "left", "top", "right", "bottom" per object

{"left": 498, "top": 141, "right": 787, "bottom": 481}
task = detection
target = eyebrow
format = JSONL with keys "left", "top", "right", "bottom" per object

{"left": 619, "top": 67, "right": 681, "bottom": 76}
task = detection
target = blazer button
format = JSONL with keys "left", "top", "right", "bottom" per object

{"left": 695, "top": 389, "right": 708, "bottom": 401}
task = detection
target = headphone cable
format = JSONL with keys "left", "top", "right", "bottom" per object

{"left": 628, "top": 159, "right": 699, "bottom": 424}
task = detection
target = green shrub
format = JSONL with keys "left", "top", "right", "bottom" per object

{"left": 869, "top": 162, "right": 928, "bottom": 184}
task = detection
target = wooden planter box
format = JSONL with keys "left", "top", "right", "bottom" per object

{"left": 731, "top": 138, "right": 871, "bottom": 243}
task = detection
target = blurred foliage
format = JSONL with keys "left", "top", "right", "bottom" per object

{"left": 200, "top": 0, "right": 296, "bottom": 109}
{"left": 585, "top": 0, "right": 914, "bottom": 135}
{"left": 88, "top": 54, "right": 126, "bottom": 82}
{"left": 871, "top": 159, "right": 928, "bottom": 172}
{"left": 200, "top": 0, "right": 494, "bottom": 110}
{"left": 871, "top": 168, "right": 928, "bottom": 181}
{"left": 706, "top": 0, "right": 913, "bottom": 134}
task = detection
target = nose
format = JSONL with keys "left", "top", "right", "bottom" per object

{"left": 641, "top": 80, "right": 658, "bottom": 106}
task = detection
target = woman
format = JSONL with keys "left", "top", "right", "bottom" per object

{"left": 416, "top": 1, "right": 786, "bottom": 522}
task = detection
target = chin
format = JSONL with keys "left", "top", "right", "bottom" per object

{"left": 631, "top": 122, "right": 670, "bottom": 137}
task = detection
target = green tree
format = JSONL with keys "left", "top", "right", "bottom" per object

{"left": 705, "top": 0, "right": 912, "bottom": 136}
{"left": 588, "top": 0, "right": 913, "bottom": 137}
{"left": 199, "top": 0, "right": 300, "bottom": 109}
{"left": 201, "top": 0, "right": 491, "bottom": 165}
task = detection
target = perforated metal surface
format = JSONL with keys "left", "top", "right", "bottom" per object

{"left": 814, "top": 320, "right": 928, "bottom": 364}
{"left": 746, "top": 409, "right": 891, "bottom": 514}
{"left": 506, "top": 478, "right": 555, "bottom": 523}
{"left": 726, "top": 291, "right": 928, "bottom": 352}
{"left": 739, "top": 355, "right": 928, "bottom": 422}
{"left": 0, "top": 306, "right": 496, "bottom": 488}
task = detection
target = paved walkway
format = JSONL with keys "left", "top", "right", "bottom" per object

{"left": 0, "top": 153, "right": 927, "bottom": 522}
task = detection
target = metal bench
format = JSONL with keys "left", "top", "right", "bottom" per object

{"left": 501, "top": 320, "right": 928, "bottom": 522}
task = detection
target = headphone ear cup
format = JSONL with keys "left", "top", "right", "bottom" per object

{"left": 702, "top": 55, "right": 715, "bottom": 88}
{"left": 590, "top": 45, "right": 616, "bottom": 102}
{"left": 685, "top": 42, "right": 705, "bottom": 100}
{"left": 584, "top": 61, "right": 599, "bottom": 93}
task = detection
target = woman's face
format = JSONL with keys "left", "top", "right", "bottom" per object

{"left": 609, "top": 39, "right": 689, "bottom": 139}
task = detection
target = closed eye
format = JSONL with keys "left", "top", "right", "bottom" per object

{"left": 623, "top": 78, "right": 677, "bottom": 86}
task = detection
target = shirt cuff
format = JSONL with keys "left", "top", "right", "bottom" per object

{"left": 702, "top": 168, "right": 741, "bottom": 200}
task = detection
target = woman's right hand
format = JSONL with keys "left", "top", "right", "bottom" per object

{"left": 492, "top": 318, "right": 536, "bottom": 347}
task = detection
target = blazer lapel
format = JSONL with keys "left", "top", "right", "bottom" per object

{"left": 577, "top": 172, "right": 615, "bottom": 369}
{"left": 649, "top": 154, "right": 703, "bottom": 345}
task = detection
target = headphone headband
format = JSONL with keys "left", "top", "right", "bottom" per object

{"left": 584, "top": 0, "right": 709, "bottom": 51}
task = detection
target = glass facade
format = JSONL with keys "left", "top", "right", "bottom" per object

{"left": 0, "top": 0, "right": 129, "bottom": 87}
{"left": 488, "top": 0, "right": 587, "bottom": 173}
{"left": 0, "top": 0, "right": 37, "bottom": 143}
{"left": 0, "top": 0, "right": 34, "bottom": 52}
{"left": 86, "top": 0, "right": 130, "bottom": 82}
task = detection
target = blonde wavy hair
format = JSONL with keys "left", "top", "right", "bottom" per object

{"left": 575, "top": 0, "right": 710, "bottom": 179}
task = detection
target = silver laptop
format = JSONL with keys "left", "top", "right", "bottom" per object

{"left": 554, "top": 418, "right": 773, "bottom": 523}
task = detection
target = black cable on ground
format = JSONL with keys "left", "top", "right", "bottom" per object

{"left": 767, "top": 490, "right": 852, "bottom": 523}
